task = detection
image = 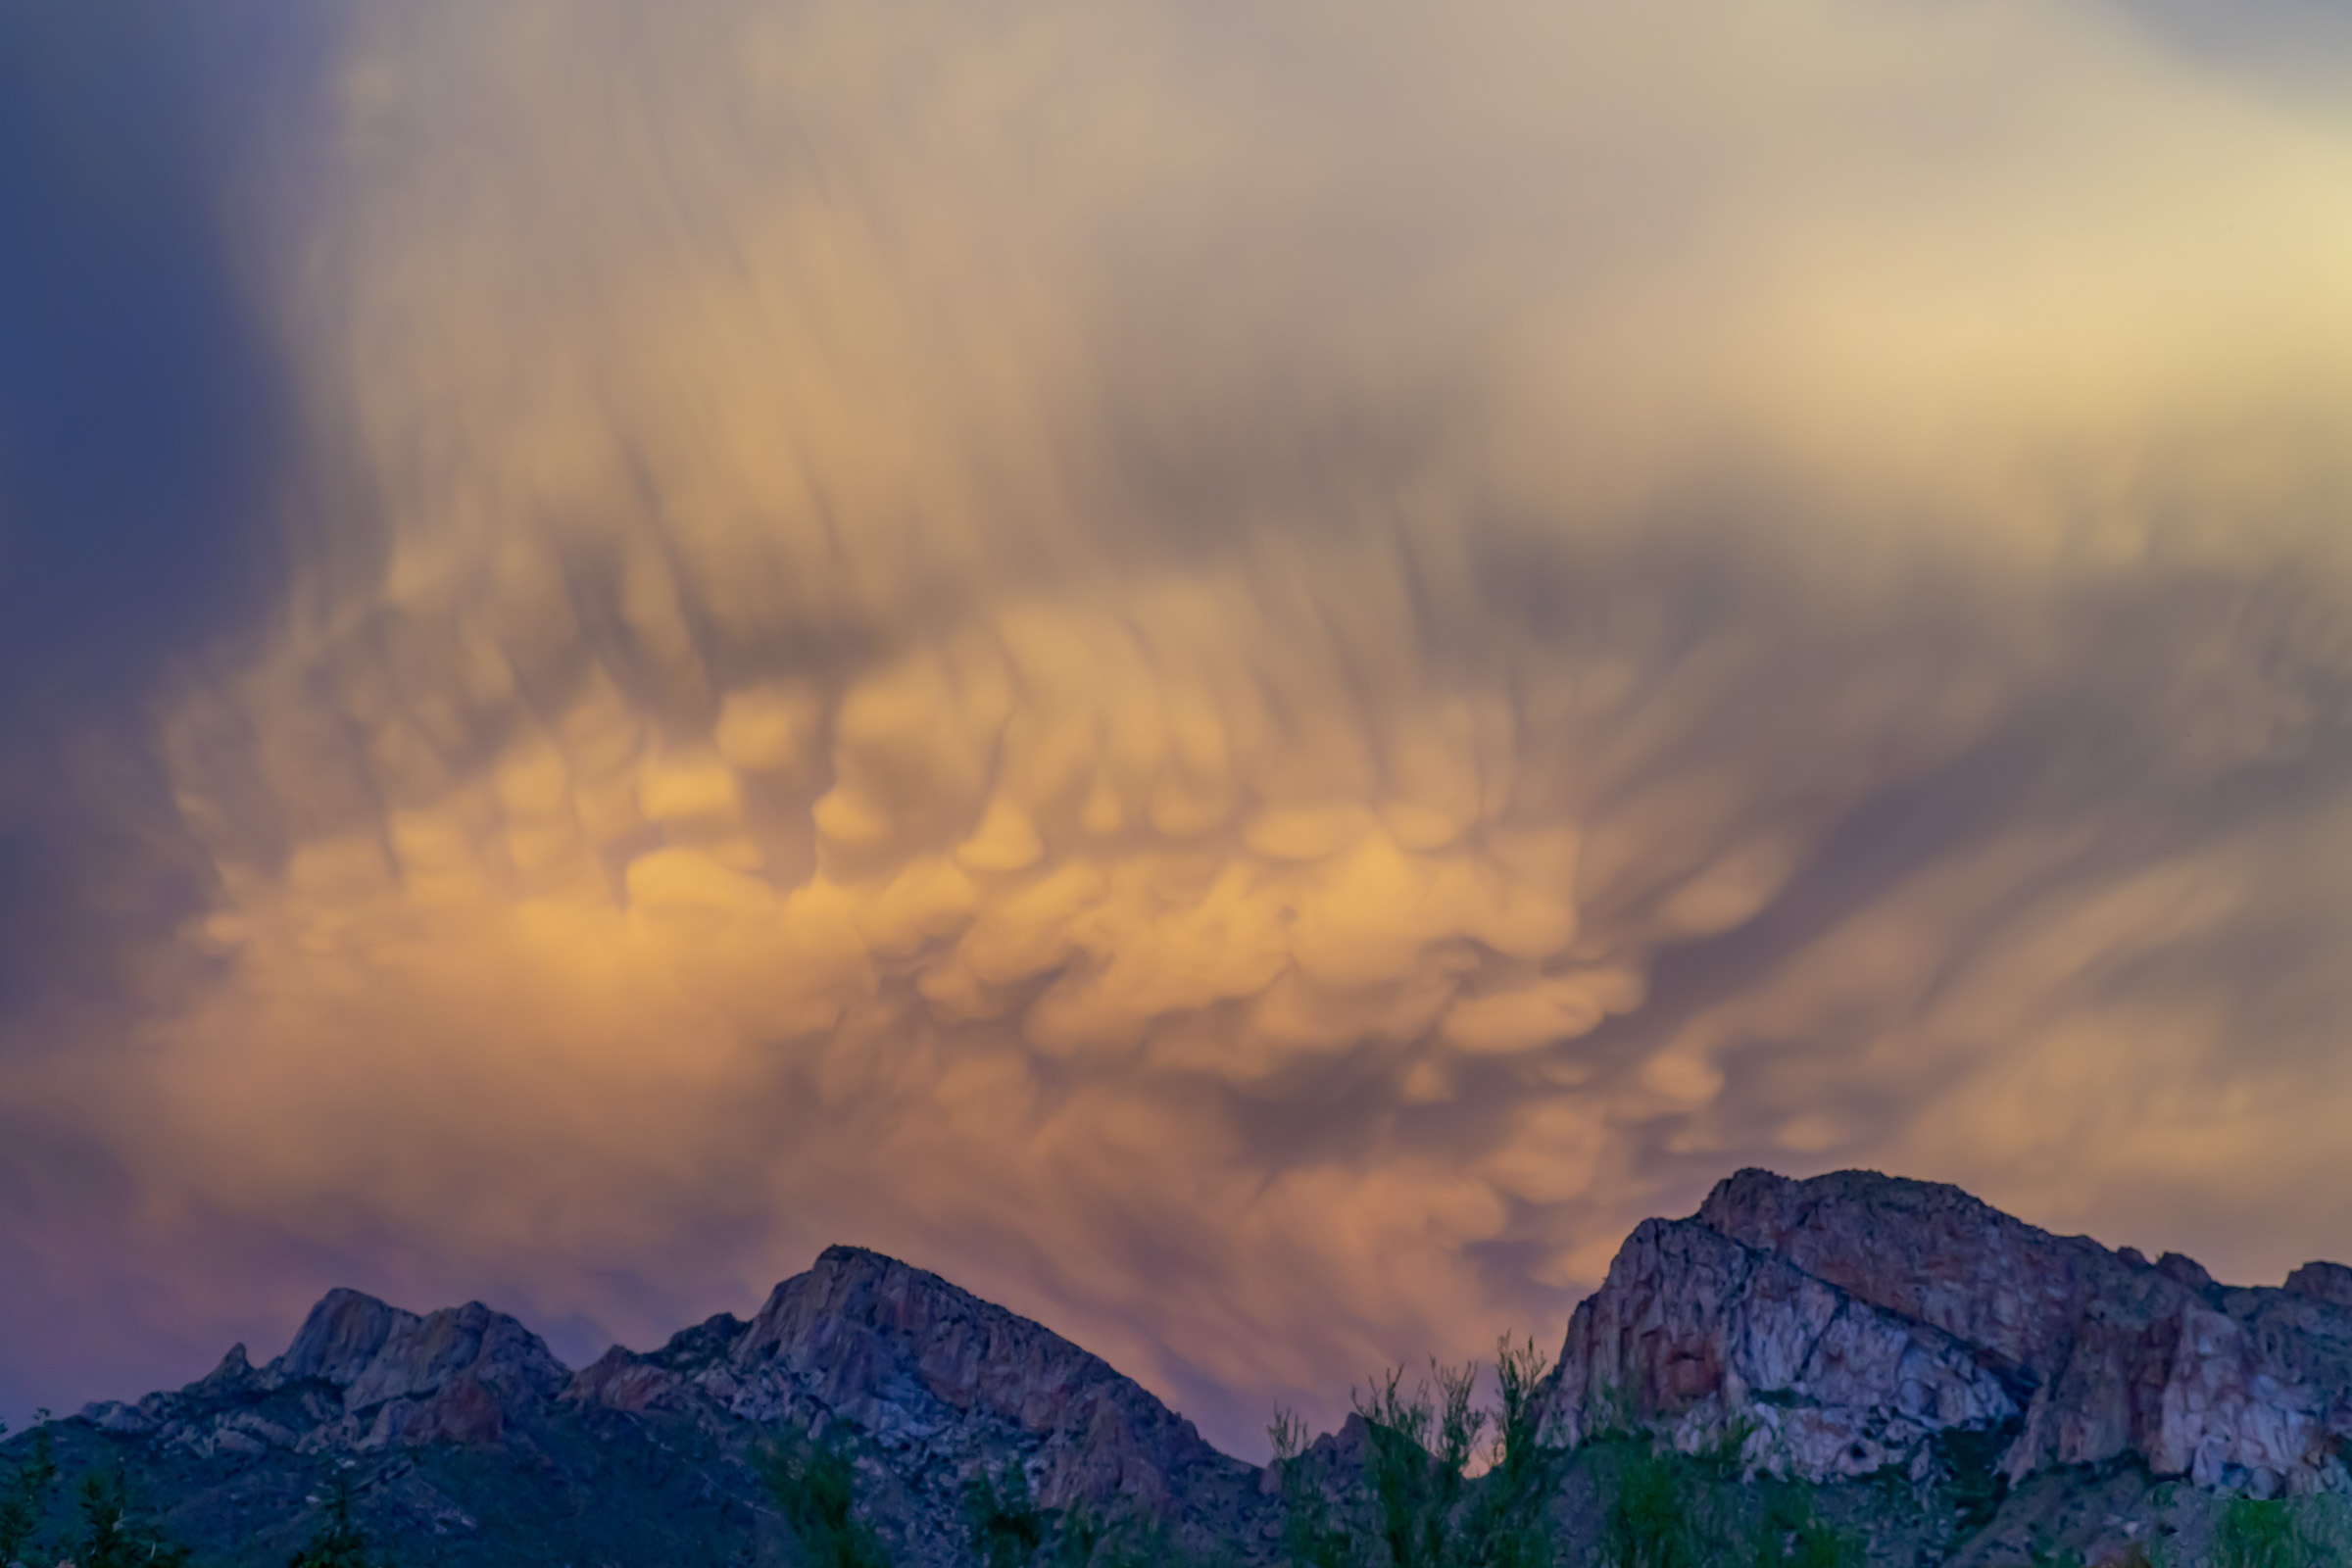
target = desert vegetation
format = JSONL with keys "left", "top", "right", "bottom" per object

{"left": 285, "top": 1474, "right": 383, "bottom": 1568}
{"left": 738, "top": 1346, "right": 2352, "bottom": 1568}
{"left": 0, "top": 1415, "right": 400, "bottom": 1568}
{"left": 0, "top": 1418, "right": 193, "bottom": 1568}
{"left": 6, "top": 1362, "right": 2347, "bottom": 1567}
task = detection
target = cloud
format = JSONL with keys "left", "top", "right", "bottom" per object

{"left": 7, "top": 0, "right": 2352, "bottom": 1453}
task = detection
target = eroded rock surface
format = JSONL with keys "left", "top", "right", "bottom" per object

{"left": 1536, "top": 1213, "right": 2018, "bottom": 1480}
{"left": 1538, "top": 1168, "right": 2352, "bottom": 1497}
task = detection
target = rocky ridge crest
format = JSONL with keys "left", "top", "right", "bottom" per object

{"left": 1536, "top": 1168, "right": 2352, "bottom": 1499}
{"left": 83, "top": 1290, "right": 569, "bottom": 1455}
{"left": 565, "top": 1245, "right": 1262, "bottom": 1544}
{"left": 74, "top": 1246, "right": 1264, "bottom": 1564}
{"left": 42, "top": 1169, "right": 2352, "bottom": 1564}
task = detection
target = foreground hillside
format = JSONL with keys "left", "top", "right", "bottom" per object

{"left": 4, "top": 1169, "right": 2349, "bottom": 1565}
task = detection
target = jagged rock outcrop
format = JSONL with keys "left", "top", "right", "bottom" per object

{"left": 2288, "top": 1261, "right": 2352, "bottom": 1310}
{"left": 1535, "top": 1212, "right": 2019, "bottom": 1480}
{"left": 82, "top": 1291, "right": 569, "bottom": 1455}
{"left": 1538, "top": 1168, "right": 2352, "bottom": 1499}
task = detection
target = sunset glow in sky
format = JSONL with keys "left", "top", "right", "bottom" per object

{"left": 5, "top": 0, "right": 2352, "bottom": 1457}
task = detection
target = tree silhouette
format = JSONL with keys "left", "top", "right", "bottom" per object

{"left": 759, "top": 1430, "right": 893, "bottom": 1568}
{"left": 0, "top": 1413, "right": 59, "bottom": 1566}
{"left": 288, "top": 1473, "right": 375, "bottom": 1568}
{"left": 73, "top": 1469, "right": 190, "bottom": 1568}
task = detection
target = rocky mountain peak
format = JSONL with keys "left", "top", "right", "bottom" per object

{"left": 197, "top": 1343, "right": 254, "bottom": 1390}
{"left": 564, "top": 1243, "right": 1262, "bottom": 1560}
{"left": 732, "top": 1243, "right": 956, "bottom": 1369}
{"left": 1544, "top": 1167, "right": 2352, "bottom": 1499}
{"left": 1693, "top": 1166, "right": 2125, "bottom": 1386}
{"left": 731, "top": 1243, "right": 1188, "bottom": 1448}
{"left": 2153, "top": 1251, "right": 2216, "bottom": 1294}
{"left": 270, "top": 1287, "right": 416, "bottom": 1387}
{"left": 266, "top": 1290, "right": 569, "bottom": 1409}
{"left": 2286, "top": 1260, "right": 2352, "bottom": 1309}
{"left": 80, "top": 1287, "right": 569, "bottom": 1455}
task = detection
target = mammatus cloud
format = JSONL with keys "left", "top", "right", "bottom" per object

{"left": 6, "top": 0, "right": 2352, "bottom": 1452}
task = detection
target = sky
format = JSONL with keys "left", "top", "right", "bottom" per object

{"left": 4, "top": 0, "right": 2352, "bottom": 1459}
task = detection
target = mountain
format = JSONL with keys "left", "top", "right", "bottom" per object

{"left": 563, "top": 1244, "right": 1265, "bottom": 1552}
{"left": 1538, "top": 1169, "right": 2352, "bottom": 1492}
{"left": 48, "top": 1247, "right": 1272, "bottom": 1565}
{"left": 6, "top": 1171, "right": 2351, "bottom": 1566}
{"left": 1535, "top": 1168, "right": 2352, "bottom": 1564}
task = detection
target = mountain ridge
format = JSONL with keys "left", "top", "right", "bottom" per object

{"left": 68, "top": 1242, "right": 1269, "bottom": 1565}
{"left": 1536, "top": 1168, "right": 2352, "bottom": 1504}
{"left": 15, "top": 1168, "right": 2352, "bottom": 1565}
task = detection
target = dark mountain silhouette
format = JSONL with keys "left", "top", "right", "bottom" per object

{"left": 6, "top": 1172, "right": 2348, "bottom": 1565}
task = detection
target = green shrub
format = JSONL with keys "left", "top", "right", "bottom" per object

{"left": 1270, "top": 1335, "right": 1562, "bottom": 1568}
{"left": 1600, "top": 1445, "right": 1699, "bottom": 1568}
{"left": 72, "top": 1469, "right": 190, "bottom": 1568}
{"left": 0, "top": 1413, "right": 58, "bottom": 1565}
{"left": 966, "top": 1459, "right": 1047, "bottom": 1568}
{"left": 758, "top": 1429, "right": 893, "bottom": 1568}
{"left": 1465, "top": 1336, "right": 1559, "bottom": 1568}
{"left": 1751, "top": 1484, "right": 1863, "bottom": 1568}
{"left": 1931, "top": 1421, "right": 2017, "bottom": 1543}
{"left": 288, "top": 1473, "right": 376, "bottom": 1568}
{"left": 2214, "top": 1496, "right": 2328, "bottom": 1568}
{"left": 1355, "top": 1359, "right": 1485, "bottom": 1568}
{"left": 1269, "top": 1406, "right": 1358, "bottom": 1568}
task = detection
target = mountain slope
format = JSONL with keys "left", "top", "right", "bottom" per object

{"left": 1534, "top": 1168, "right": 2352, "bottom": 1563}
{"left": 47, "top": 1247, "right": 1272, "bottom": 1566}
{"left": 9, "top": 1169, "right": 2351, "bottom": 1566}
{"left": 565, "top": 1245, "right": 1266, "bottom": 1556}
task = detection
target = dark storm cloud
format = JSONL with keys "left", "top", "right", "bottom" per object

{"left": 0, "top": 3, "right": 325, "bottom": 1021}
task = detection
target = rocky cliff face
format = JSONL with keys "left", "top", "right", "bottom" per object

{"left": 1537, "top": 1168, "right": 2352, "bottom": 1499}
{"left": 1535, "top": 1212, "right": 2021, "bottom": 1481}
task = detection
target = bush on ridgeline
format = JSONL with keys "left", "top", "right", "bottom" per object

{"left": 1268, "top": 1406, "right": 1358, "bottom": 1568}
{"left": 759, "top": 1428, "right": 894, "bottom": 1568}
{"left": 1355, "top": 1358, "right": 1486, "bottom": 1568}
{"left": 1466, "top": 1336, "right": 1556, "bottom": 1568}
{"left": 0, "top": 1412, "right": 60, "bottom": 1566}
{"left": 1259, "top": 1346, "right": 1887, "bottom": 1568}
{"left": 1270, "top": 1334, "right": 1565, "bottom": 1568}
